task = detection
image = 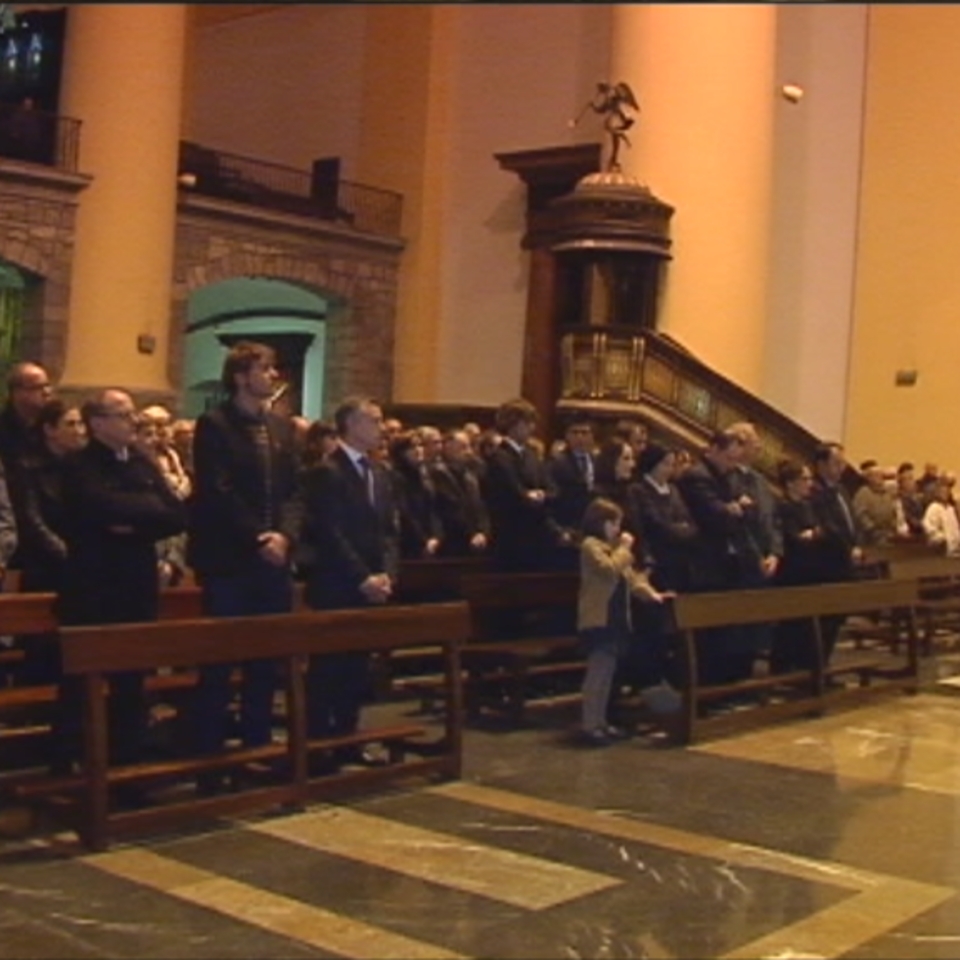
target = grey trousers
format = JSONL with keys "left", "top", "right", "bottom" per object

{"left": 581, "top": 647, "right": 618, "bottom": 732}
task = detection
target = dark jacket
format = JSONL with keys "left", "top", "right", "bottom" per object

{"left": 390, "top": 461, "right": 442, "bottom": 559}
{"left": 548, "top": 449, "right": 595, "bottom": 532}
{"left": 0, "top": 404, "right": 40, "bottom": 475}
{"left": 484, "top": 439, "right": 564, "bottom": 572}
{"left": 775, "top": 495, "right": 824, "bottom": 587}
{"left": 809, "top": 476, "right": 860, "bottom": 582}
{"left": 299, "top": 445, "right": 399, "bottom": 609}
{"left": 676, "top": 456, "right": 758, "bottom": 590}
{"left": 11, "top": 446, "right": 70, "bottom": 592}
{"left": 729, "top": 465, "right": 783, "bottom": 561}
{"left": 188, "top": 401, "right": 301, "bottom": 578}
{"left": 630, "top": 475, "right": 698, "bottom": 592}
{"left": 429, "top": 460, "right": 490, "bottom": 556}
{"left": 57, "top": 439, "right": 187, "bottom": 625}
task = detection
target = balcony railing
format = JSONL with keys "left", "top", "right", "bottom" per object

{"left": 0, "top": 101, "right": 81, "bottom": 172}
{"left": 177, "top": 141, "right": 403, "bottom": 239}
{"left": 560, "top": 326, "right": 823, "bottom": 475}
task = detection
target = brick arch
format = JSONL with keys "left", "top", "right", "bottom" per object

{"left": 169, "top": 212, "right": 403, "bottom": 414}
{"left": 0, "top": 232, "right": 73, "bottom": 380}
{"left": 0, "top": 236, "right": 52, "bottom": 279}
{"left": 190, "top": 250, "right": 357, "bottom": 304}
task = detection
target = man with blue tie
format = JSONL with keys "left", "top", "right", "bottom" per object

{"left": 298, "top": 396, "right": 399, "bottom": 769}
{"left": 548, "top": 416, "right": 597, "bottom": 538}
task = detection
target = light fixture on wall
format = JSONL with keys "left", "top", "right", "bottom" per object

{"left": 177, "top": 172, "right": 197, "bottom": 188}
{"left": 781, "top": 82, "right": 804, "bottom": 104}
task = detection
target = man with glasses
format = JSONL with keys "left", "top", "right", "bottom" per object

{"left": 54, "top": 389, "right": 186, "bottom": 786}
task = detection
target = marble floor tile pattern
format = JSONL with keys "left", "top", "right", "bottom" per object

{"left": 7, "top": 691, "right": 960, "bottom": 957}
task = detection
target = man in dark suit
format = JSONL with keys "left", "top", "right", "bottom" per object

{"left": 676, "top": 430, "right": 759, "bottom": 685}
{"left": 430, "top": 428, "right": 490, "bottom": 556}
{"left": 548, "top": 415, "right": 597, "bottom": 535}
{"left": 0, "top": 361, "right": 53, "bottom": 475}
{"left": 299, "top": 396, "right": 399, "bottom": 767}
{"left": 189, "top": 341, "right": 301, "bottom": 784}
{"left": 484, "top": 397, "right": 569, "bottom": 574}
{"left": 56, "top": 389, "right": 186, "bottom": 775}
{"left": 810, "top": 441, "right": 864, "bottom": 666}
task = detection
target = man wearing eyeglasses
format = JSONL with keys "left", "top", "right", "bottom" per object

{"left": 53, "top": 389, "right": 186, "bottom": 787}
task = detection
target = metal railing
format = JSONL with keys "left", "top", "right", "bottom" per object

{"left": 177, "top": 141, "right": 403, "bottom": 239}
{"left": 0, "top": 101, "right": 81, "bottom": 172}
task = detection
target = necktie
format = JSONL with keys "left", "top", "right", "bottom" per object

{"left": 577, "top": 453, "right": 593, "bottom": 489}
{"left": 358, "top": 455, "right": 375, "bottom": 506}
{"left": 836, "top": 488, "right": 855, "bottom": 537}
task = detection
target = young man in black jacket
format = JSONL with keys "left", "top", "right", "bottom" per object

{"left": 189, "top": 342, "right": 301, "bottom": 788}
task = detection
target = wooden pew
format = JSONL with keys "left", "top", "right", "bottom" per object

{"left": 0, "top": 588, "right": 206, "bottom": 771}
{"left": 458, "top": 571, "right": 581, "bottom": 725}
{"left": 888, "top": 554, "right": 960, "bottom": 654}
{"left": 1, "top": 560, "right": 481, "bottom": 762}
{"left": 670, "top": 578, "right": 921, "bottom": 745}
{"left": 20, "top": 601, "right": 467, "bottom": 851}
{"left": 372, "top": 556, "right": 491, "bottom": 702}
{"left": 394, "top": 556, "right": 492, "bottom": 603}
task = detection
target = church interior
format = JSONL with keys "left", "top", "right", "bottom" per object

{"left": 4, "top": 4, "right": 960, "bottom": 959}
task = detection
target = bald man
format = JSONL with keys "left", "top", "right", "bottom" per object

{"left": 53, "top": 389, "right": 186, "bottom": 781}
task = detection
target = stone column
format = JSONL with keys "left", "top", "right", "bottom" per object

{"left": 610, "top": 4, "right": 777, "bottom": 392}
{"left": 58, "top": 4, "right": 187, "bottom": 397}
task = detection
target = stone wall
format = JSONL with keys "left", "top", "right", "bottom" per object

{"left": 0, "top": 162, "right": 91, "bottom": 380}
{"left": 0, "top": 169, "right": 404, "bottom": 413}
{"left": 172, "top": 195, "right": 404, "bottom": 415}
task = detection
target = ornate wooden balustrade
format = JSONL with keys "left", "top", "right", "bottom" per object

{"left": 558, "top": 326, "right": 823, "bottom": 475}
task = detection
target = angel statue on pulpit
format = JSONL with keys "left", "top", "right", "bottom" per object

{"left": 570, "top": 81, "right": 640, "bottom": 173}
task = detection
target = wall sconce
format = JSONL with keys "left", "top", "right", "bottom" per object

{"left": 781, "top": 83, "right": 804, "bottom": 104}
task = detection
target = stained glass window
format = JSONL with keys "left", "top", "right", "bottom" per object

{"left": 27, "top": 33, "right": 41, "bottom": 70}
{"left": 0, "top": 262, "right": 24, "bottom": 383}
{"left": 3, "top": 37, "right": 17, "bottom": 74}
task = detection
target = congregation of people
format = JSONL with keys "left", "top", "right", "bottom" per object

{"left": 0, "top": 346, "right": 955, "bottom": 790}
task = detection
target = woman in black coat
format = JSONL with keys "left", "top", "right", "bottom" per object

{"left": 630, "top": 444, "right": 698, "bottom": 594}
{"left": 389, "top": 432, "right": 443, "bottom": 559}
{"left": 594, "top": 440, "right": 680, "bottom": 714}
{"left": 9, "top": 400, "right": 87, "bottom": 687}
{"left": 592, "top": 440, "right": 639, "bottom": 527}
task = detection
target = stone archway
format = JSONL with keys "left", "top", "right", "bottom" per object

{"left": 171, "top": 197, "right": 404, "bottom": 415}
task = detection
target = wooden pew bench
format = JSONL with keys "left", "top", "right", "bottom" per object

{"left": 372, "top": 556, "right": 492, "bottom": 702}
{"left": 888, "top": 555, "right": 960, "bottom": 655}
{"left": 17, "top": 601, "right": 468, "bottom": 851}
{"left": 0, "top": 588, "right": 207, "bottom": 773}
{"left": 457, "top": 571, "right": 582, "bottom": 725}
{"left": 670, "top": 578, "right": 921, "bottom": 745}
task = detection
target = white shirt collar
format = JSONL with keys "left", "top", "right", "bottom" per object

{"left": 644, "top": 474, "right": 670, "bottom": 495}
{"left": 504, "top": 437, "right": 525, "bottom": 455}
{"left": 339, "top": 440, "right": 368, "bottom": 469}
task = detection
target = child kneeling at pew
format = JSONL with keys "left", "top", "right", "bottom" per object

{"left": 578, "top": 498, "right": 674, "bottom": 745}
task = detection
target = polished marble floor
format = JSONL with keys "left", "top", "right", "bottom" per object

{"left": 6, "top": 684, "right": 960, "bottom": 958}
